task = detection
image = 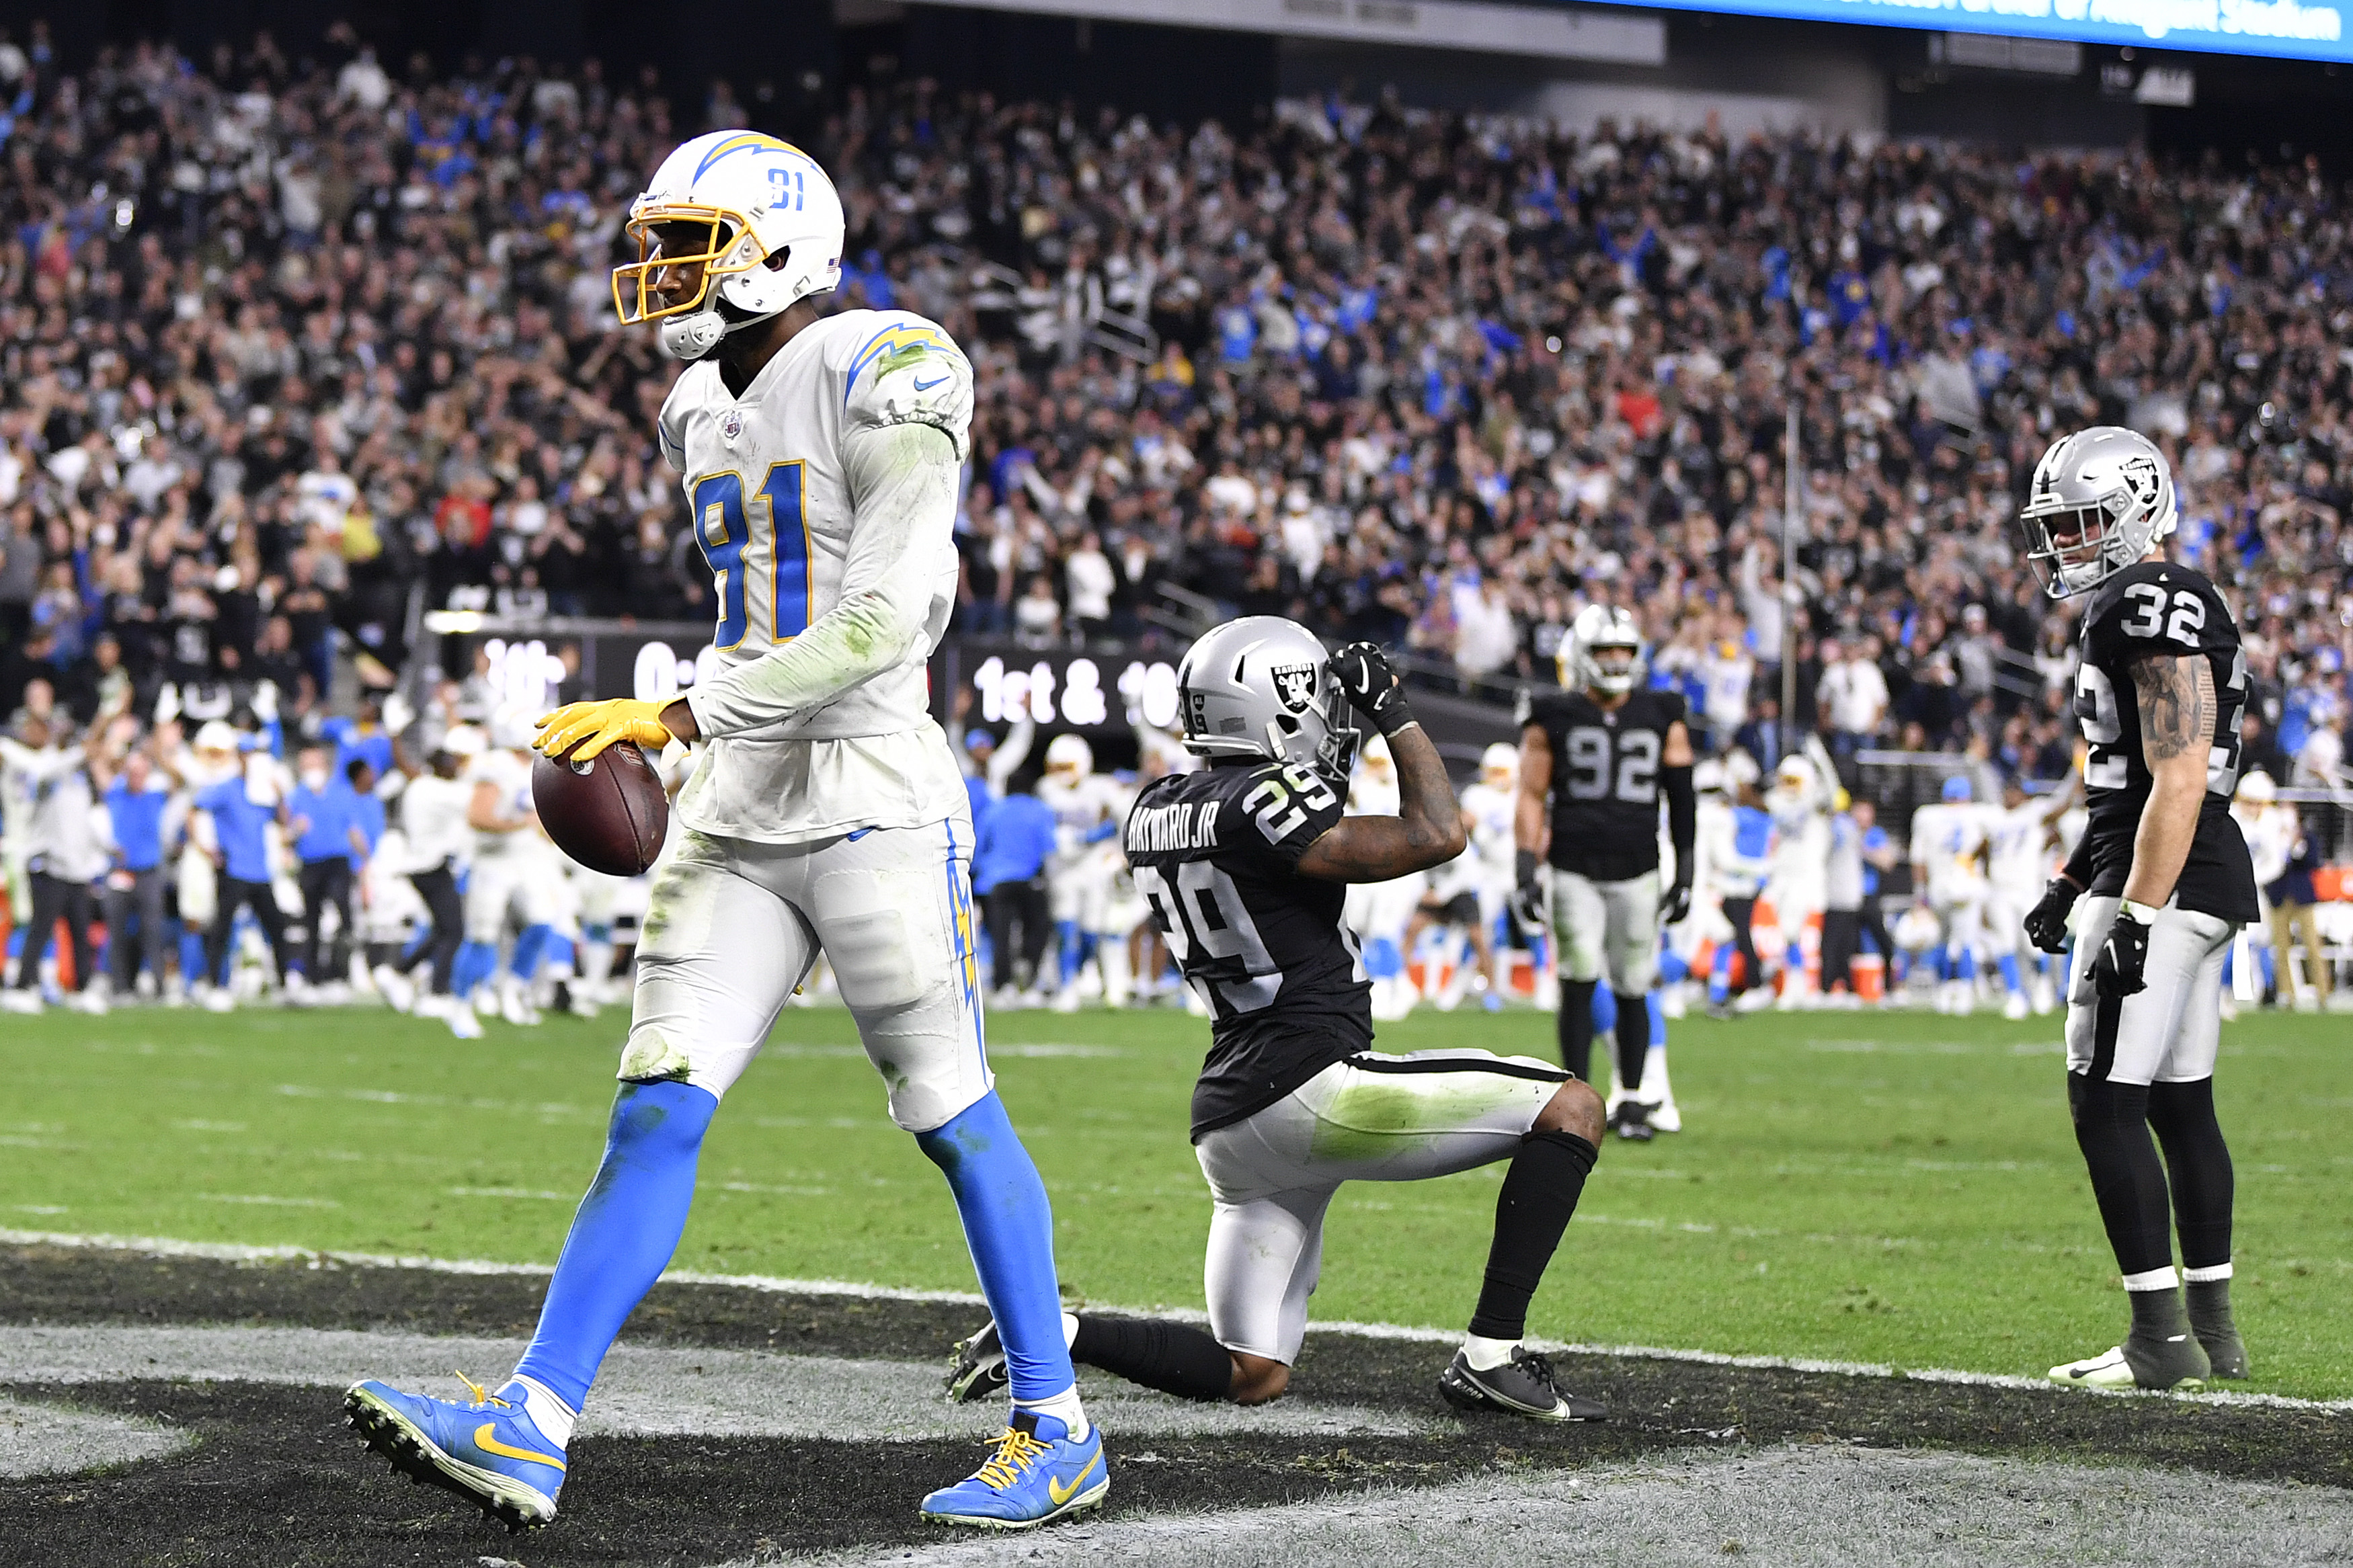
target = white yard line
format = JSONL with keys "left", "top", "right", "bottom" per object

{"left": 4, "top": 1227, "right": 2348, "bottom": 1413}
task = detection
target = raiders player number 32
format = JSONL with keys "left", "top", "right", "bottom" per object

{"left": 2018, "top": 425, "right": 2258, "bottom": 1394}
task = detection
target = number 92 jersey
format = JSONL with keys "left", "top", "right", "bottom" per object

{"left": 2073, "top": 561, "right": 2258, "bottom": 922}
{"left": 1520, "top": 688, "right": 1685, "bottom": 881}
{"left": 1123, "top": 759, "right": 1370, "bottom": 1139}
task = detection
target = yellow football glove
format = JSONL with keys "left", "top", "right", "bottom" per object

{"left": 533, "top": 698, "right": 676, "bottom": 763}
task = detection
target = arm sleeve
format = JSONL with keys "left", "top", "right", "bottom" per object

{"left": 2059, "top": 821, "right": 2096, "bottom": 888}
{"left": 684, "top": 423, "right": 960, "bottom": 740}
{"left": 1663, "top": 764, "right": 1696, "bottom": 879}
{"left": 990, "top": 714, "right": 1035, "bottom": 792}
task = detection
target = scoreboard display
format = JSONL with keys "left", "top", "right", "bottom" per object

{"left": 945, "top": 641, "right": 1184, "bottom": 733}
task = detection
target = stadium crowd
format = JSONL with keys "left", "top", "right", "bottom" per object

{"left": 2, "top": 28, "right": 2351, "bottom": 1015}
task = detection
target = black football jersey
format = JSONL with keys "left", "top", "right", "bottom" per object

{"left": 2071, "top": 561, "right": 2258, "bottom": 923}
{"left": 1521, "top": 687, "right": 1686, "bottom": 881}
{"left": 1123, "top": 759, "right": 1370, "bottom": 1139}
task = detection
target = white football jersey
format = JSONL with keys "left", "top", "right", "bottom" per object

{"left": 1911, "top": 802, "right": 1993, "bottom": 901}
{"left": 1989, "top": 798, "right": 2061, "bottom": 893}
{"left": 464, "top": 749, "right": 537, "bottom": 860}
{"left": 1037, "top": 770, "right": 1126, "bottom": 875}
{"left": 1458, "top": 780, "right": 1518, "bottom": 884}
{"left": 660, "top": 308, "right": 972, "bottom": 843}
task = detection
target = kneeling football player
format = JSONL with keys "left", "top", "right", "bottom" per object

{"left": 949, "top": 620, "right": 1609, "bottom": 1420}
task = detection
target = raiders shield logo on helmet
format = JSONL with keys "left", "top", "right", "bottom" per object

{"left": 1270, "top": 663, "right": 1319, "bottom": 714}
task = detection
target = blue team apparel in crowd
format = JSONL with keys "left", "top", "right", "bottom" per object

{"left": 192, "top": 780, "right": 277, "bottom": 884}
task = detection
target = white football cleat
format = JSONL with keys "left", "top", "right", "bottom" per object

{"left": 1049, "top": 987, "right": 1082, "bottom": 1014}
{"left": 374, "top": 965, "right": 417, "bottom": 1014}
{"left": 200, "top": 985, "right": 236, "bottom": 1013}
{"left": 0, "top": 990, "right": 42, "bottom": 1015}
{"left": 2002, "top": 991, "right": 2030, "bottom": 1021}
{"left": 445, "top": 1000, "right": 486, "bottom": 1040}
{"left": 1644, "top": 1096, "right": 1681, "bottom": 1134}
{"left": 67, "top": 989, "right": 109, "bottom": 1016}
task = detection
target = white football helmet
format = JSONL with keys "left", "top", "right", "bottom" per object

{"left": 612, "top": 130, "right": 846, "bottom": 362}
{"left": 1562, "top": 604, "right": 1644, "bottom": 696}
{"left": 1043, "top": 732, "right": 1093, "bottom": 779}
{"left": 2020, "top": 425, "right": 2178, "bottom": 599}
{"left": 1175, "top": 616, "right": 1359, "bottom": 782}
{"left": 2235, "top": 770, "right": 2277, "bottom": 806}
{"left": 1480, "top": 741, "right": 1517, "bottom": 788}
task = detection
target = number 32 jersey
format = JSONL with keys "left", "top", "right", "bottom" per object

{"left": 657, "top": 309, "right": 973, "bottom": 843}
{"left": 2072, "top": 561, "right": 2258, "bottom": 922}
{"left": 1124, "top": 759, "right": 1370, "bottom": 1139}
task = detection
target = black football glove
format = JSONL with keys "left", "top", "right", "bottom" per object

{"left": 1661, "top": 874, "right": 1693, "bottom": 928}
{"left": 2087, "top": 904, "right": 2153, "bottom": 998}
{"left": 1328, "top": 641, "right": 1417, "bottom": 737}
{"left": 1510, "top": 850, "right": 1548, "bottom": 932}
{"left": 2022, "top": 876, "right": 2079, "bottom": 954}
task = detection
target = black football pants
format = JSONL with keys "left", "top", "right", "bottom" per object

{"left": 202, "top": 876, "right": 293, "bottom": 987}
{"left": 985, "top": 877, "right": 1051, "bottom": 991}
{"left": 297, "top": 858, "right": 355, "bottom": 983}
{"left": 399, "top": 864, "right": 465, "bottom": 995}
{"left": 13, "top": 872, "right": 97, "bottom": 992}
{"left": 103, "top": 867, "right": 169, "bottom": 992}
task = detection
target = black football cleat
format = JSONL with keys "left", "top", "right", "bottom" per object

{"left": 1438, "top": 1348, "right": 1605, "bottom": 1421}
{"left": 945, "top": 1319, "right": 1010, "bottom": 1404}
{"left": 1613, "top": 1101, "right": 1655, "bottom": 1142}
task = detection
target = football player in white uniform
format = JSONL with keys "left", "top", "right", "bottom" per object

{"left": 1456, "top": 743, "right": 1523, "bottom": 1007}
{"left": 1985, "top": 775, "right": 2075, "bottom": 1018}
{"left": 1763, "top": 753, "right": 1832, "bottom": 1010}
{"left": 1909, "top": 775, "right": 1995, "bottom": 1014}
{"left": 1344, "top": 735, "right": 1425, "bottom": 1020}
{"left": 348, "top": 132, "right": 1103, "bottom": 1534}
{"left": 1036, "top": 733, "right": 1127, "bottom": 1011}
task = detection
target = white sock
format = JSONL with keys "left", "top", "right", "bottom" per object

{"left": 1014, "top": 1383, "right": 1089, "bottom": 1441}
{"left": 2183, "top": 1262, "right": 2233, "bottom": 1284}
{"left": 1060, "top": 1311, "right": 1080, "bottom": 1348}
{"left": 505, "top": 1374, "right": 577, "bottom": 1448}
{"left": 2121, "top": 1266, "right": 2180, "bottom": 1292}
{"left": 1462, "top": 1333, "right": 1518, "bottom": 1372}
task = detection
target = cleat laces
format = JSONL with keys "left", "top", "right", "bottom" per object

{"left": 454, "top": 1370, "right": 515, "bottom": 1410}
{"left": 974, "top": 1426, "right": 1054, "bottom": 1491}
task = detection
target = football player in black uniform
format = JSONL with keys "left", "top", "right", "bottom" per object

{"left": 2020, "top": 426, "right": 2258, "bottom": 1392}
{"left": 947, "top": 617, "right": 1611, "bottom": 1422}
{"left": 1515, "top": 604, "right": 1697, "bottom": 1139}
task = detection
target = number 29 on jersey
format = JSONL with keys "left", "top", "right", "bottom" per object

{"left": 692, "top": 462, "right": 812, "bottom": 649}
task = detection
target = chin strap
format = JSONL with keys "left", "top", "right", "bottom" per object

{"left": 659, "top": 303, "right": 787, "bottom": 362}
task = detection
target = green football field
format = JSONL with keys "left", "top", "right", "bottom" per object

{"left": 3, "top": 1000, "right": 2347, "bottom": 1399}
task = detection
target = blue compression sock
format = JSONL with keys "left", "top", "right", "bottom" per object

{"left": 917, "top": 1091, "right": 1076, "bottom": 1401}
{"left": 1648, "top": 987, "right": 1668, "bottom": 1047}
{"left": 1952, "top": 948, "right": 1978, "bottom": 984}
{"left": 1708, "top": 946, "right": 1732, "bottom": 1004}
{"left": 1055, "top": 920, "right": 1082, "bottom": 987}
{"left": 452, "top": 940, "right": 499, "bottom": 999}
{"left": 511, "top": 923, "right": 555, "bottom": 979}
{"left": 512, "top": 1081, "right": 719, "bottom": 1411}
{"left": 1997, "top": 953, "right": 2022, "bottom": 994}
{"left": 177, "top": 930, "right": 206, "bottom": 989}
{"left": 1658, "top": 950, "right": 1689, "bottom": 987}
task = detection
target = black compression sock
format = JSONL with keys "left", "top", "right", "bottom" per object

{"left": 2068, "top": 1070, "right": 2175, "bottom": 1278}
{"left": 1611, "top": 990, "right": 1648, "bottom": 1094}
{"left": 1069, "top": 1315, "right": 1234, "bottom": 1402}
{"left": 2147, "top": 1078, "right": 2234, "bottom": 1267}
{"left": 1556, "top": 979, "right": 1599, "bottom": 1081}
{"left": 1470, "top": 1130, "right": 1600, "bottom": 1342}
{"left": 2186, "top": 1278, "right": 2237, "bottom": 1338}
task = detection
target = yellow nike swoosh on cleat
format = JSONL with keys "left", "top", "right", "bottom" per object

{"left": 1046, "top": 1450, "right": 1101, "bottom": 1507}
{"left": 473, "top": 1425, "right": 567, "bottom": 1471}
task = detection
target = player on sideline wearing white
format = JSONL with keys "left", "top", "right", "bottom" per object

{"left": 1343, "top": 735, "right": 1425, "bottom": 1021}
{"left": 346, "top": 130, "right": 1103, "bottom": 1534}
{"left": 1909, "top": 774, "right": 1996, "bottom": 1015}
{"left": 1985, "top": 774, "right": 2076, "bottom": 1018}
{"left": 1035, "top": 733, "right": 1127, "bottom": 1012}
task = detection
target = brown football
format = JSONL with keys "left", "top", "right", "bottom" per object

{"left": 532, "top": 739, "right": 670, "bottom": 876}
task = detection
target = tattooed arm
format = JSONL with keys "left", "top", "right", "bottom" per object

{"left": 2122, "top": 651, "right": 2217, "bottom": 908}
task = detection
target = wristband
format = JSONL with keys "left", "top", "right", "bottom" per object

{"left": 2118, "top": 898, "right": 2160, "bottom": 925}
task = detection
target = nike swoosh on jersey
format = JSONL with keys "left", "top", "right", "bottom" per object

{"left": 912, "top": 374, "right": 947, "bottom": 391}
{"left": 472, "top": 1424, "right": 567, "bottom": 1471}
{"left": 1047, "top": 1450, "right": 1102, "bottom": 1505}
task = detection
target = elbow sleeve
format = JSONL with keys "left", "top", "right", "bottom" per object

{"left": 1664, "top": 764, "right": 1696, "bottom": 875}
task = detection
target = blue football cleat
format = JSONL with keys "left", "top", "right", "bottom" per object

{"left": 345, "top": 1373, "right": 567, "bottom": 1532}
{"left": 920, "top": 1411, "right": 1109, "bottom": 1529}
